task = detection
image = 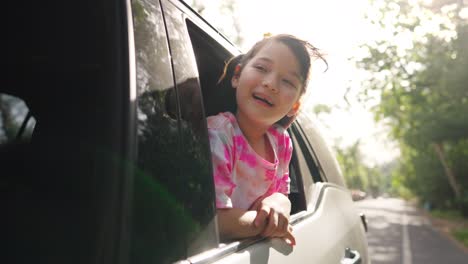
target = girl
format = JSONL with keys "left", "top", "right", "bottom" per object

{"left": 207, "top": 34, "right": 326, "bottom": 246}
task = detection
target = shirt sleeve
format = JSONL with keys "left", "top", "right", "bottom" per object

{"left": 208, "top": 124, "right": 236, "bottom": 209}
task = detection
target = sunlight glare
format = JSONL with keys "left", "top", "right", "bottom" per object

{"left": 186, "top": 0, "right": 403, "bottom": 165}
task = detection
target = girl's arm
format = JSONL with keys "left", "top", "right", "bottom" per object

{"left": 217, "top": 208, "right": 267, "bottom": 240}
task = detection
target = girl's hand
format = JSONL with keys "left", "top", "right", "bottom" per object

{"left": 249, "top": 193, "right": 295, "bottom": 245}
{"left": 280, "top": 225, "right": 296, "bottom": 246}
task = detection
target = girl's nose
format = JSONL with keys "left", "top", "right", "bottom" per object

{"left": 262, "top": 78, "right": 279, "bottom": 93}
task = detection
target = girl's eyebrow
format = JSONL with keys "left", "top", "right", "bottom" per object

{"left": 255, "top": 57, "right": 301, "bottom": 80}
{"left": 289, "top": 71, "right": 301, "bottom": 80}
{"left": 255, "top": 57, "right": 273, "bottom": 63}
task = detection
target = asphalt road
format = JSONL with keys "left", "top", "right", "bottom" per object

{"left": 355, "top": 197, "right": 468, "bottom": 264}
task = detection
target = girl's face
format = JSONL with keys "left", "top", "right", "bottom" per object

{"left": 232, "top": 41, "right": 303, "bottom": 127}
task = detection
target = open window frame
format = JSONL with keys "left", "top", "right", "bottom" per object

{"left": 182, "top": 11, "right": 324, "bottom": 264}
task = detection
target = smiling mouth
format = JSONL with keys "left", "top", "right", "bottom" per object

{"left": 253, "top": 94, "right": 273, "bottom": 107}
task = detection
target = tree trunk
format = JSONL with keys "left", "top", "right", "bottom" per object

{"left": 433, "top": 142, "right": 461, "bottom": 199}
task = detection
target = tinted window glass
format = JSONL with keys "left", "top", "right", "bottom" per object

{"left": 0, "top": 94, "right": 35, "bottom": 143}
{"left": 162, "top": 0, "right": 217, "bottom": 256}
{"left": 290, "top": 121, "right": 323, "bottom": 183}
{"left": 289, "top": 123, "right": 319, "bottom": 208}
{"left": 185, "top": 20, "right": 237, "bottom": 118}
{"left": 131, "top": 0, "right": 186, "bottom": 263}
{"left": 287, "top": 131, "right": 307, "bottom": 214}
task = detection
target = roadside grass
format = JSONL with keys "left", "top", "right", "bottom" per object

{"left": 430, "top": 209, "right": 464, "bottom": 221}
{"left": 428, "top": 209, "right": 468, "bottom": 250}
{"left": 452, "top": 228, "right": 468, "bottom": 247}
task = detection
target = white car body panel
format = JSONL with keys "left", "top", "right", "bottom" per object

{"left": 211, "top": 183, "right": 368, "bottom": 264}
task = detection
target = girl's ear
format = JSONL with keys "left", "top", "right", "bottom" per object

{"left": 231, "top": 75, "right": 239, "bottom": 88}
{"left": 287, "top": 101, "right": 301, "bottom": 117}
{"left": 231, "top": 64, "right": 241, "bottom": 88}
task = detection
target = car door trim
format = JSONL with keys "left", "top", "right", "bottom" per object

{"left": 290, "top": 182, "right": 348, "bottom": 224}
{"left": 181, "top": 182, "right": 348, "bottom": 264}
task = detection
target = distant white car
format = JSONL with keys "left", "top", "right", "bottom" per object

{"left": 351, "top": 190, "right": 368, "bottom": 201}
{"left": 3, "top": 0, "right": 369, "bottom": 263}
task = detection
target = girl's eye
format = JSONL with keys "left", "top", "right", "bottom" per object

{"left": 254, "top": 65, "right": 267, "bottom": 72}
{"left": 283, "top": 79, "right": 297, "bottom": 89}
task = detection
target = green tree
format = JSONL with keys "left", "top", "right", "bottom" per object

{"left": 335, "top": 141, "right": 366, "bottom": 190}
{"left": 186, "top": 0, "right": 243, "bottom": 46}
{"left": 335, "top": 140, "right": 385, "bottom": 196}
{"left": 354, "top": 0, "right": 468, "bottom": 211}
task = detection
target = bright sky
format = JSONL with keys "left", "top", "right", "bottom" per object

{"left": 188, "top": 0, "right": 401, "bottom": 165}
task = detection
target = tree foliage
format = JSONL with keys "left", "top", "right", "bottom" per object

{"left": 335, "top": 140, "right": 386, "bottom": 197}
{"left": 187, "top": 0, "right": 243, "bottom": 46}
{"left": 354, "top": 0, "right": 468, "bottom": 212}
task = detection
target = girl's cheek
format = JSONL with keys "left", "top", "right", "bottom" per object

{"left": 283, "top": 90, "right": 300, "bottom": 102}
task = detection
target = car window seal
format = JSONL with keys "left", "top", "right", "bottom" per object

{"left": 185, "top": 238, "right": 257, "bottom": 264}
{"left": 291, "top": 182, "right": 347, "bottom": 224}
{"left": 15, "top": 110, "right": 32, "bottom": 140}
{"left": 291, "top": 122, "right": 327, "bottom": 182}
{"left": 184, "top": 209, "right": 314, "bottom": 264}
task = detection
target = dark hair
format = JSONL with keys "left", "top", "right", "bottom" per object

{"left": 217, "top": 34, "right": 327, "bottom": 128}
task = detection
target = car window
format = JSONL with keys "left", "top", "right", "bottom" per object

{"left": 0, "top": 94, "right": 36, "bottom": 144}
{"left": 131, "top": 0, "right": 218, "bottom": 262}
{"left": 131, "top": 0, "right": 189, "bottom": 263}
{"left": 295, "top": 113, "right": 346, "bottom": 187}
{"left": 185, "top": 19, "right": 238, "bottom": 118}
{"left": 290, "top": 120, "right": 324, "bottom": 183}
{"left": 162, "top": 0, "right": 218, "bottom": 257}
{"left": 289, "top": 121, "right": 323, "bottom": 207}
{"left": 0, "top": 93, "right": 36, "bottom": 207}
{"left": 287, "top": 133, "right": 308, "bottom": 214}
{"left": 182, "top": 0, "right": 310, "bottom": 251}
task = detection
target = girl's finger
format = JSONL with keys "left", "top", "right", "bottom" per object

{"left": 271, "top": 215, "right": 287, "bottom": 237}
{"left": 279, "top": 214, "right": 289, "bottom": 234}
{"left": 248, "top": 196, "right": 263, "bottom": 210}
{"left": 283, "top": 229, "right": 296, "bottom": 246}
{"left": 253, "top": 204, "right": 270, "bottom": 227}
{"left": 262, "top": 209, "right": 278, "bottom": 237}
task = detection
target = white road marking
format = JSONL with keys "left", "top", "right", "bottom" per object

{"left": 402, "top": 212, "right": 413, "bottom": 264}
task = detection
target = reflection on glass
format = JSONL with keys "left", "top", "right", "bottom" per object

{"left": 0, "top": 94, "right": 36, "bottom": 144}
{"left": 132, "top": 0, "right": 188, "bottom": 263}
{"left": 162, "top": 0, "right": 217, "bottom": 256}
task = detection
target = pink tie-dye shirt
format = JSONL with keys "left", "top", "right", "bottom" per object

{"left": 207, "top": 112, "right": 292, "bottom": 210}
